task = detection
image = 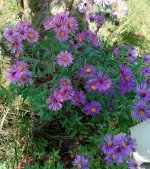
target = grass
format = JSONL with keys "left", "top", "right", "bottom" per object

{"left": 0, "top": 0, "right": 150, "bottom": 168}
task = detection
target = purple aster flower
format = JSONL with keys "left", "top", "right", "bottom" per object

{"left": 113, "top": 47, "right": 120, "bottom": 58}
{"left": 60, "top": 78, "right": 72, "bottom": 86}
{"left": 47, "top": 91, "right": 64, "bottom": 111}
{"left": 144, "top": 53, "right": 150, "bottom": 65}
{"left": 111, "top": 0, "right": 128, "bottom": 19}
{"left": 90, "top": 34, "right": 99, "bottom": 47}
{"left": 141, "top": 67, "right": 150, "bottom": 77}
{"left": 3, "top": 27, "right": 14, "bottom": 41}
{"left": 108, "top": 102, "right": 115, "bottom": 112}
{"left": 94, "top": 0, "right": 109, "bottom": 7}
{"left": 6, "top": 61, "right": 32, "bottom": 87}
{"left": 119, "top": 65, "right": 135, "bottom": 95}
{"left": 7, "top": 38, "right": 23, "bottom": 53}
{"left": 146, "top": 79, "right": 150, "bottom": 86}
{"left": 101, "top": 135, "right": 114, "bottom": 154}
{"left": 95, "top": 14, "right": 106, "bottom": 28}
{"left": 17, "top": 70, "right": 33, "bottom": 87}
{"left": 74, "top": 155, "right": 89, "bottom": 169}
{"left": 25, "top": 28, "right": 39, "bottom": 43}
{"left": 128, "top": 159, "right": 142, "bottom": 169}
{"left": 86, "top": 79, "right": 99, "bottom": 93}
{"left": 86, "top": 13, "right": 95, "bottom": 22}
{"left": 65, "top": 16, "right": 78, "bottom": 34}
{"left": 43, "top": 16, "right": 54, "bottom": 31}
{"left": 80, "top": 64, "right": 97, "bottom": 77}
{"left": 77, "top": 0, "right": 92, "bottom": 13}
{"left": 102, "top": 133, "right": 136, "bottom": 165}
{"left": 77, "top": 32, "right": 86, "bottom": 45}
{"left": 136, "top": 82, "right": 150, "bottom": 102}
{"left": 125, "top": 46, "right": 139, "bottom": 63}
{"left": 132, "top": 101, "right": 150, "bottom": 122}
{"left": 84, "top": 101, "right": 101, "bottom": 116}
{"left": 71, "top": 90, "right": 86, "bottom": 106}
{"left": 59, "top": 85, "right": 74, "bottom": 101}
{"left": 57, "top": 51, "right": 73, "bottom": 67}
{"left": 52, "top": 15, "right": 64, "bottom": 32}
{"left": 55, "top": 26, "right": 69, "bottom": 42}
{"left": 14, "top": 24, "right": 28, "bottom": 40}
{"left": 18, "top": 19, "right": 32, "bottom": 28}
{"left": 96, "top": 72, "right": 112, "bottom": 92}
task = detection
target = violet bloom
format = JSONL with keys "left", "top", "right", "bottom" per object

{"left": 125, "top": 46, "right": 139, "bottom": 63}
{"left": 73, "top": 155, "right": 89, "bottom": 169}
{"left": 77, "top": 32, "right": 86, "bottom": 45}
{"left": 119, "top": 65, "right": 135, "bottom": 95}
{"left": 95, "top": 14, "right": 106, "bottom": 28}
{"left": 84, "top": 101, "right": 101, "bottom": 116}
{"left": 57, "top": 51, "right": 73, "bottom": 67}
{"left": 141, "top": 67, "right": 150, "bottom": 77}
{"left": 86, "top": 79, "right": 99, "bottom": 93}
{"left": 65, "top": 16, "right": 78, "bottom": 34}
{"left": 128, "top": 159, "right": 141, "bottom": 169}
{"left": 71, "top": 90, "right": 86, "bottom": 106}
{"left": 19, "top": 19, "right": 32, "bottom": 27}
{"left": 47, "top": 91, "right": 64, "bottom": 111}
{"left": 136, "top": 82, "right": 150, "bottom": 102}
{"left": 108, "top": 102, "right": 114, "bottom": 112}
{"left": 113, "top": 47, "right": 120, "bottom": 58}
{"left": 55, "top": 26, "right": 69, "bottom": 42}
{"left": 6, "top": 61, "right": 32, "bottom": 87}
{"left": 111, "top": 0, "right": 128, "bottom": 19}
{"left": 59, "top": 85, "right": 74, "bottom": 101}
{"left": 132, "top": 101, "right": 150, "bottom": 122}
{"left": 80, "top": 64, "right": 97, "bottom": 77}
{"left": 26, "top": 28, "right": 39, "bottom": 43}
{"left": 101, "top": 133, "right": 136, "bottom": 165}
{"left": 77, "top": 0, "right": 91, "bottom": 13}
{"left": 69, "top": 40, "right": 77, "bottom": 49}
{"left": 60, "top": 78, "right": 71, "bottom": 86}
{"left": 144, "top": 53, "right": 150, "bottom": 65}
{"left": 3, "top": 27, "right": 14, "bottom": 41}
{"left": 52, "top": 14, "right": 63, "bottom": 32}
{"left": 43, "top": 16, "right": 54, "bottom": 31}
{"left": 101, "top": 135, "right": 114, "bottom": 154}
{"left": 96, "top": 72, "right": 112, "bottom": 93}
{"left": 94, "top": 0, "right": 109, "bottom": 7}
{"left": 7, "top": 38, "right": 23, "bottom": 53}
{"left": 14, "top": 24, "right": 27, "bottom": 40}
{"left": 17, "top": 70, "right": 33, "bottom": 87}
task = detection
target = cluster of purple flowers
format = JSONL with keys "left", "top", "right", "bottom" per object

{"left": 77, "top": 0, "right": 128, "bottom": 22}
{"left": 119, "top": 64, "right": 135, "bottom": 95}
{"left": 57, "top": 51, "right": 73, "bottom": 67}
{"left": 6, "top": 61, "right": 32, "bottom": 87}
{"left": 47, "top": 78, "right": 74, "bottom": 111}
{"left": 73, "top": 155, "right": 89, "bottom": 169}
{"left": 43, "top": 12, "right": 78, "bottom": 42}
{"left": 3, "top": 20, "right": 39, "bottom": 54}
{"left": 141, "top": 53, "right": 150, "bottom": 77}
{"left": 101, "top": 133, "right": 136, "bottom": 165}
{"left": 76, "top": 30, "right": 101, "bottom": 48}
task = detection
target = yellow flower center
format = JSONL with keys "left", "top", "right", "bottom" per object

{"left": 79, "top": 38, "right": 83, "bottom": 42}
{"left": 68, "top": 23, "right": 73, "bottom": 28}
{"left": 122, "top": 143, "right": 127, "bottom": 149}
{"left": 62, "top": 56, "right": 68, "bottom": 61}
{"left": 108, "top": 142, "right": 113, "bottom": 147}
{"left": 18, "top": 66, "right": 23, "bottom": 71}
{"left": 86, "top": 68, "right": 91, "bottom": 73}
{"left": 28, "top": 33, "right": 35, "bottom": 39}
{"left": 76, "top": 97, "right": 80, "bottom": 101}
{"left": 139, "top": 109, "right": 145, "bottom": 116}
{"left": 63, "top": 80, "right": 69, "bottom": 85}
{"left": 125, "top": 76, "right": 130, "bottom": 81}
{"left": 60, "top": 31, "right": 65, "bottom": 37}
{"left": 22, "top": 75, "right": 27, "bottom": 81}
{"left": 78, "top": 163, "right": 82, "bottom": 168}
{"left": 56, "top": 23, "right": 61, "bottom": 27}
{"left": 91, "top": 85, "right": 97, "bottom": 90}
{"left": 111, "top": 154, "right": 116, "bottom": 159}
{"left": 12, "top": 42, "right": 18, "bottom": 47}
{"left": 49, "top": 21, "right": 53, "bottom": 25}
{"left": 91, "top": 107, "right": 96, "bottom": 113}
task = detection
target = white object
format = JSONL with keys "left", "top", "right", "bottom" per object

{"left": 130, "top": 120, "right": 150, "bottom": 163}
